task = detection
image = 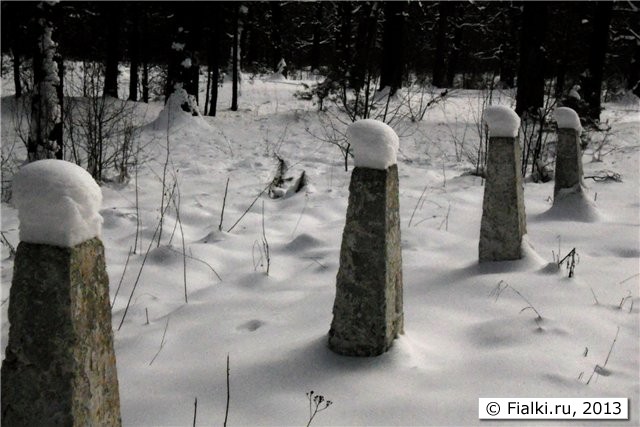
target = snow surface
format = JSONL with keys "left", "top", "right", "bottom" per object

{"left": 482, "top": 105, "right": 521, "bottom": 137}
{"left": 347, "top": 119, "right": 399, "bottom": 170}
{"left": 1, "top": 70, "right": 639, "bottom": 426}
{"left": 12, "top": 159, "right": 102, "bottom": 247}
{"left": 555, "top": 106, "right": 583, "bottom": 132}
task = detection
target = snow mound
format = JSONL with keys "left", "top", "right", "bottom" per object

{"left": 554, "top": 107, "right": 582, "bottom": 132}
{"left": 148, "top": 87, "right": 211, "bottom": 132}
{"left": 347, "top": 119, "right": 399, "bottom": 170}
{"left": 12, "top": 159, "right": 103, "bottom": 247}
{"left": 483, "top": 106, "right": 520, "bottom": 138}
{"left": 542, "top": 189, "right": 602, "bottom": 223}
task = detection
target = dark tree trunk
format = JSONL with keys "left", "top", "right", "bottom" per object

{"left": 555, "top": 58, "right": 567, "bottom": 99}
{"left": 142, "top": 62, "right": 149, "bottom": 103}
{"left": 103, "top": 5, "right": 120, "bottom": 98}
{"left": 12, "top": 47, "right": 21, "bottom": 98}
{"left": 186, "top": 6, "right": 202, "bottom": 105}
{"left": 433, "top": 1, "right": 452, "bottom": 88}
{"left": 446, "top": 5, "right": 461, "bottom": 88}
{"left": 231, "top": 4, "right": 240, "bottom": 112}
{"left": 583, "top": 1, "right": 613, "bottom": 122}
{"left": 515, "top": 2, "right": 548, "bottom": 117}
{"left": 270, "top": 2, "right": 284, "bottom": 72}
{"left": 55, "top": 54, "right": 64, "bottom": 160}
{"left": 351, "top": 2, "right": 379, "bottom": 92}
{"left": 629, "top": 39, "right": 640, "bottom": 98}
{"left": 310, "top": 3, "right": 323, "bottom": 71}
{"left": 128, "top": 3, "right": 140, "bottom": 102}
{"left": 141, "top": 10, "right": 149, "bottom": 103}
{"left": 499, "top": 6, "right": 518, "bottom": 89}
{"left": 208, "top": 3, "right": 221, "bottom": 116}
{"left": 28, "top": 1, "right": 63, "bottom": 162}
{"left": 241, "top": 6, "right": 253, "bottom": 70}
{"left": 333, "top": 1, "right": 353, "bottom": 86}
{"left": 379, "top": 1, "right": 405, "bottom": 95}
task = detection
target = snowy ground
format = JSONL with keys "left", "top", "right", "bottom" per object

{"left": 1, "top": 72, "right": 639, "bottom": 426}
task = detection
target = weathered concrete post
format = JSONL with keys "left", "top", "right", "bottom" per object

{"left": 479, "top": 106, "right": 527, "bottom": 262}
{"left": 1, "top": 160, "right": 121, "bottom": 426}
{"left": 553, "top": 107, "right": 584, "bottom": 199}
{"left": 328, "top": 119, "right": 403, "bottom": 357}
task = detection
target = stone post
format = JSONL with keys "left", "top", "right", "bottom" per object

{"left": 479, "top": 106, "right": 527, "bottom": 262}
{"left": 328, "top": 119, "right": 403, "bottom": 357}
{"left": 553, "top": 107, "right": 584, "bottom": 199}
{"left": 1, "top": 160, "right": 121, "bottom": 426}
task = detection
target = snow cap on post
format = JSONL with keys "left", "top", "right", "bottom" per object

{"left": 347, "top": 119, "right": 399, "bottom": 170}
{"left": 554, "top": 107, "right": 582, "bottom": 132}
{"left": 13, "top": 159, "right": 103, "bottom": 248}
{"left": 483, "top": 105, "right": 521, "bottom": 138}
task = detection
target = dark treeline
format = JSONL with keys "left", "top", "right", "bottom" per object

{"left": 1, "top": 1, "right": 639, "bottom": 116}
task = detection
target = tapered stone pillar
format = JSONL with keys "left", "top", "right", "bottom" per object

{"left": 1, "top": 160, "right": 121, "bottom": 426}
{"left": 479, "top": 106, "right": 527, "bottom": 262}
{"left": 554, "top": 107, "right": 584, "bottom": 199}
{"left": 329, "top": 119, "right": 403, "bottom": 356}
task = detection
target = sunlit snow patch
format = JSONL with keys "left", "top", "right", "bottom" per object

{"left": 12, "top": 159, "right": 103, "bottom": 247}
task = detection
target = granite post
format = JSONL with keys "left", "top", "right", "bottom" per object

{"left": 328, "top": 120, "right": 403, "bottom": 356}
{"left": 1, "top": 160, "right": 121, "bottom": 426}
{"left": 479, "top": 106, "right": 527, "bottom": 262}
{"left": 554, "top": 107, "right": 584, "bottom": 199}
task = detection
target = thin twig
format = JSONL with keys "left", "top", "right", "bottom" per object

{"left": 224, "top": 354, "right": 230, "bottom": 427}
{"left": 171, "top": 184, "right": 188, "bottom": 303}
{"left": 619, "top": 273, "right": 640, "bottom": 285}
{"left": 192, "top": 397, "right": 197, "bottom": 427}
{"left": 149, "top": 316, "right": 170, "bottom": 366}
{"left": 587, "top": 326, "right": 620, "bottom": 385}
{"left": 408, "top": 184, "right": 429, "bottom": 228}
{"left": 219, "top": 177, "right": 230, "bottom": 231}
{"left": 0, "top": 231, "right": 16, "bottom": 257}
{"left": 226, "top": 183, "right": 270, "bottom": 233}
{"left": 117, "top": 188, "right": 175, "bottom": 331}
{"left": 165, "top": 247, "right": 222, "bottom": 282}
{"left": 111, "top": 247, "right": 133, "bottom": 308}
{"left": 262, "top": 201, "right": 270, "bottom": 276}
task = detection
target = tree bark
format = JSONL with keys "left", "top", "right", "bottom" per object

{"left": 127, "top": 4, "right": 140, "bottom": 102}
{"left": 499, "top": 6, "right": 518, "bottom": 89}
{"left": 103, "top": 5, "right": 120, "bottom": 98}
{"left": 28, "top": 1, "right": 63, "bottom": 162}
{"left": 583, "top": 1, "right": 613, "bottom": 122}
{"left": 208, "top": 3, "right": 221, "bottom": 116}
{"left": 515, "top": 2, "right": 548, "bottom": 116}
{"left": 310, "top": 3, "right": 323, "bottom": 71}
{"left": 629, "top": 39, "right": 640, "bottom": 98}
{"left": 231, "top": 4, "right": 240, "bottom": 111}
{"left": 379, "top": 1, "right": 405, "bottom": 94}
{"left": 433, "top": 1, "right": 452, "bottom": 88}
{"left": 270, "top": 2, "right": 284, "bottom": 72}
{"left": 351, "top": 2, "right": 379, "bottom": 92}
{"left": 142, "top": 62, "right": 149, "bottom": 103}
{"left": 446, "top": 5, "right": 461, "bottom": 88}
{"left": 12, "top": 46, "right": 22, "bottom": 98}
